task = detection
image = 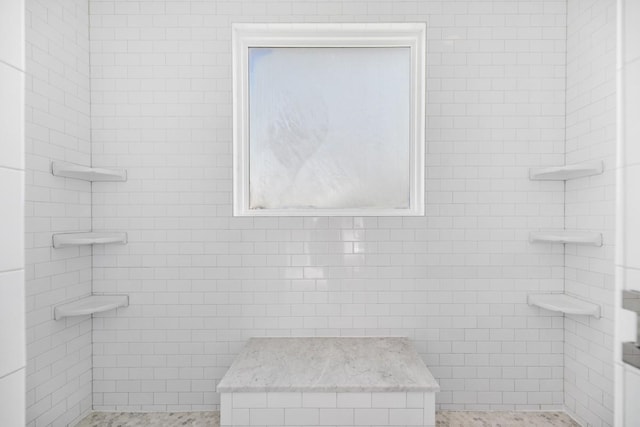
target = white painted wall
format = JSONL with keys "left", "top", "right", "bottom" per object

{"left": 0, "top": 0, "right": 26, "bottom": 425}
{"left": 615, "top": 0, "right": 640, "bottom": 425}
{"left": 89, "top": 0, "right": 568, "bottom": 412}
{"left": 564, "top": 1, "right": 617, "bottom": 426}
{"left": 24, "top": 0, "right": 93, "bottom": 426}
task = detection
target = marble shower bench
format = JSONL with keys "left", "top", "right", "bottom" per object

{"left": 217, "top": 337, "right": 439, "bottom": 427}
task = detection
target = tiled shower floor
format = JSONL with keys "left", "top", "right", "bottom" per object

{"left": 74, "top": 410, "right": 581, "bottom": 426}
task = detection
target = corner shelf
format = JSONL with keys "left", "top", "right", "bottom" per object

{"left": 529, "top": 161, "right": 603, "bottom": 181}
{"left": 528, "top": 293, "right": 601, "bottom": 318}
{"left": 54, "top": 295, "right": 129, "bottom": 320}
{"left": 529, "top": 230, "right": 602, "bottom": 246}
{"left": 52, "top": 161, "right": 127, "bottom": 182}
{"left": 53, "top": 232, "right": 128, "bottom": 248}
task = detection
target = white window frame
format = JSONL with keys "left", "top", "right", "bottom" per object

{"left": 232, "top": 23, "right": 426, "bottom": 216}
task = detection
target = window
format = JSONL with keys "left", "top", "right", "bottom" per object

{"left": 232, "top": 23, "right": 426, "bottom": 216}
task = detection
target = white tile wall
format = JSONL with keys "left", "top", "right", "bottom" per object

{"left": 89, "top": 0, "right": 568, "bottom": 412}
{"left": 0, "top": 167, "right": 24, "bottom": 273}
{"left": 25, "top": 0, "right": 93, "bottom": 426}
{"left": 619, "top": 57, "right": 640, "bottom": 273}
{"left": 623, "top": 365, "right": 640, "bottom": 426}
{"left": 0, "top": 270, "right": 26, "bottom": 377}
{"left": 617, "top": 0, "right": 640, "bottom": 276}
{"left": 621, "top": 0, "right": 640, "bottom": 66}
{"left": 0, "top": 0, "right": 26, "bottom": 425}
{"left": 221, "top": 391, "right": 436, "bottom": 427}
{"left": 564, "top": 0, "right": 617, "bottom": 426}
{"left": 619, "top": 59, "right": 640, "bottom": 171}
{"left": 0, "top": 368, "right": 26, "bottom": 427}
{"left": 0, "top": 63, "right": 25, "bottom": 170}
{"left": 615, "top": 0, "right": 640, "bottom": 425}
{"left": 0, "top": 0, "right": 25, "bottom": 70}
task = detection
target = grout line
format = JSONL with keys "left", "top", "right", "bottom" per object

{"left": 561, "top": 0, "right": 569, "bottom": 413}
{"left": 86, "top": 0, "right": 96, "bottom": 411}
{"left": 0, "top": 58, "right": 25, "bottom": 73}
{"left": 0, "top": 165, "right": 25, "bottom": 172}
{"left": 0, "top": 267, "right": 24, "bottom": 274}
{"left": 0, "top": 366, "right": 25, "bottom": 381}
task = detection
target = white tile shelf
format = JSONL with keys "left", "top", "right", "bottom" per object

{"left": 51, "top": 161, "right": 127, "bottom": 182}
{"left": 528, "top": 293, "right": 601, "bottom": 318}
{"left": 54, "top": 295, "right": 129, "bottom": 320}
{"left": 529, "top": 161, "right": 603, "bottom": 181}
{"left": 529, "top": 230, "right": 603, "bottom": 246}
{"left": 52, "top": 232, "right": 127, "bottom": 248}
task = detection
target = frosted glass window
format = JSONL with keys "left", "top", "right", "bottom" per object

{"left": 233, "top": 24, "right": 426, "bottom": 216}
{"left": 249, "top": 47, "right": 411, "bottom": 210}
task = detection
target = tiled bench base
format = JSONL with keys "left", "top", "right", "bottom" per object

{"left": 220, "top": 391, "right": 436, "bottom": 427}
{"left": 218, "top": 338, "right": 439, "bottom": 427}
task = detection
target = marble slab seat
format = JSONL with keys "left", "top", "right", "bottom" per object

{"left": 217, "top": 337, "right": 439, "bottom": 427}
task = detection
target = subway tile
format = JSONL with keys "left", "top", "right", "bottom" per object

{"left": 0, "top": 168, "right": 24, "bottom": 272}
{"left": 0, "top": 0, "right": 24, "bottom": 69}
{"left": 0, "top": 369, "right": 26, "bottom": 427}
{"left": 0, "top": 64, "right": 24, "bottom": 170}
{"left": 0, "top": 270, "right": 25, "bottom": 377}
